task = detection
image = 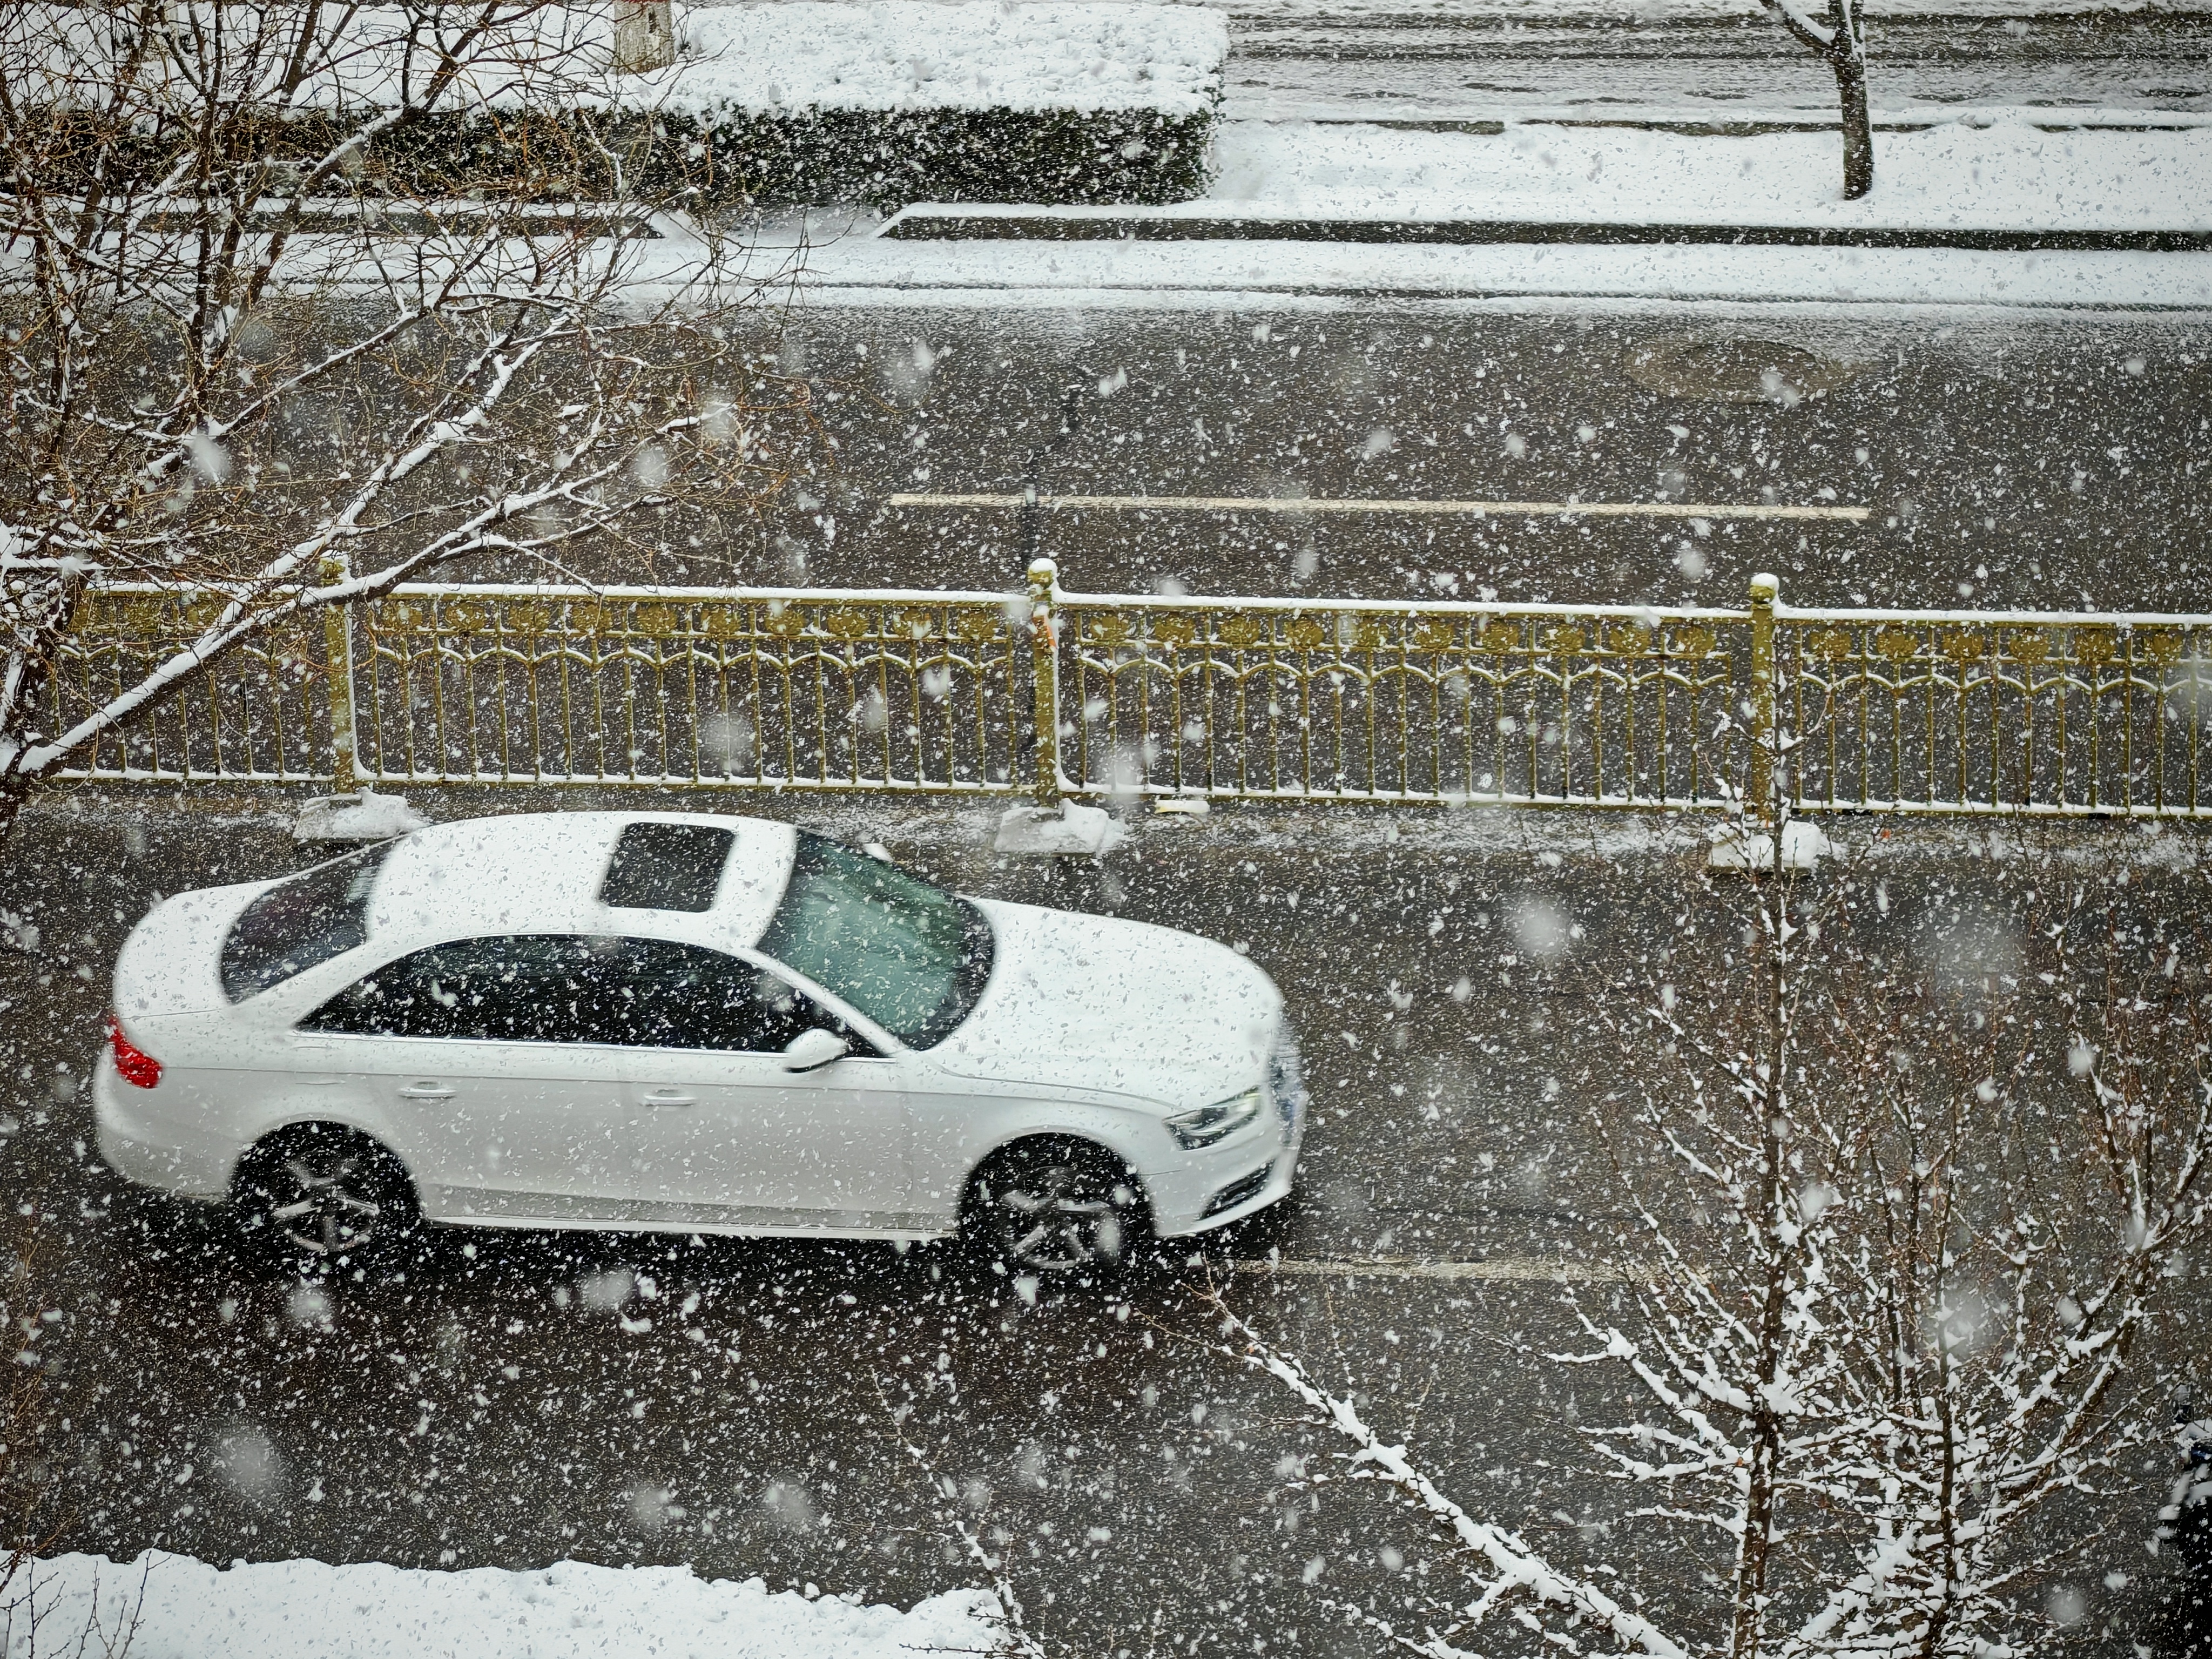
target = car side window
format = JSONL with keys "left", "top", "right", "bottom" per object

{"left": 304, "top": 935, "right": 630, "bottom": 1043}
{"left": 623, "top": 939, "right": 857, "bottom": 1054}
{"left": 302, "top": 934, "right": 865, "bottom": 1054}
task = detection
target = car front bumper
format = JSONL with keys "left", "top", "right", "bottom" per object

{"left": 1147, "top": 1032, "right": 1306, "bottom": 1239}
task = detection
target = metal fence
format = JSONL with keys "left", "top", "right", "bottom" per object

{"left": 348, "top": 587, "right": 1032, "bottom": 795}
{"left": 49, "top": 565, "right": 2212, "bottom": 819}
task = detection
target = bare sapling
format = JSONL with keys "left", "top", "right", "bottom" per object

{"left": 1566, "top": 838, "right": 2210, "bottom": 1656}
{"left": 1201, "top": 830, "right": 2209, "bottom": 1658}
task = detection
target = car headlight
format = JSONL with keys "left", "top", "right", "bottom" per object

{"left": 1165, "top": 1089, "right": 1263, "bottom": 1150}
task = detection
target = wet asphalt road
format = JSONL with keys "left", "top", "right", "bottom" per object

{"left": 539, "top": 306, "right": 2212, "bottom": 617}
{"left": 14, "top": 85, "right": 2212, "bottom": 1636}
{"left": 4, "top": 791, "right": 2208, "bottom": 1653}
{"left": 1223, "top": 13, "right": 2212, "bottom": 120}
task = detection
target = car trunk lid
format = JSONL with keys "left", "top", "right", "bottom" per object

{"left": 112, "top": 881, "right": 268, "bottom": 1019}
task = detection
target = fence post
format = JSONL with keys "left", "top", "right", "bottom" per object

{"left": 319, "top": 558, "right": 359, "bottom": 794}
{"left": 1027, "top": 557, "right": 1064, "bottom": 809}
{"left": 1747, "top": 571, "right": 1779, "bottom": 827}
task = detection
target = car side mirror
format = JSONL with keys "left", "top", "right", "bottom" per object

{"left": 781, "top": 1028, "right": 848, "bottom": 1074}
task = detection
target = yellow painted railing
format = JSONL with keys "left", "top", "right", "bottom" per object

{"left": 49, "top": 568, "right": 2212, "bottom": 818}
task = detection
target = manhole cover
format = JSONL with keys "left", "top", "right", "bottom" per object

{"left": 1627, "top": 336, "right": 1860, "bottom": 405}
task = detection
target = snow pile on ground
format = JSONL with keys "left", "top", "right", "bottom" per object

{"left": 5, "top": 1553, "right": 1011, "bottom": 1659}
{"left": 995, "top": 801, "right": 1128, "bottom": 855}
{"left": 292, "top": 788, "right": 432, "bottom": 843}
{"left": 1200, "top": 117, "right": 2211, "bottom": 230}
{"left": 667, "top": 2, "right": 1226, "bottom": 115}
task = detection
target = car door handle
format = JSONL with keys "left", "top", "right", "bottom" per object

{"left": 643, "top": 1090, "right": 696, "bottom": 1108}
{"left": 396, "top": 1083, "right": 454, "bottom": 1101}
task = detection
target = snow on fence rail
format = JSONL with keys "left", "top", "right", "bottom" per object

{"left": 47, "top": 566, "right": 2212, "bottom": 819}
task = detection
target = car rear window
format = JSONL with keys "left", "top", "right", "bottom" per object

{"left": 220, "top": 842, "right": 396, "bottom": 1002}
{"left": 597, "top": 821, "right": 736, "bottom": 913}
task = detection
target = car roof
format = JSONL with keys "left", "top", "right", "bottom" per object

{"left": 364, "top": 811, "right": 797, "bottom": 954}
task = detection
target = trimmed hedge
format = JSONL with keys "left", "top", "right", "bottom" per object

{"left": 17, "top": 102, "right": 1217, "bottom": 210}
{"left": 646, "top": 106, "right": 1216, "bottom": 208}
{"left": 387, "top": 106, "right": 1217, "bottom": 208}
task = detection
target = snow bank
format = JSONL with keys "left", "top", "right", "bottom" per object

{"left": 1201, "top": 117, "right": 2212, "bottom": 233}
{"left": 5, "top": 1552, "right": 1010, "bottom": 1659}
{"left": 830, "top": 113, "right": 2212, "bottom": 302}
{"left": 667, "top": 3, "right": 1227, "bottom": 117}
{"left": 995, "top": 801, "right": 1127, "bottom": 854}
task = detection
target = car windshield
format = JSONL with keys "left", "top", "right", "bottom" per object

{"left": 755, "top": 832, "right": 993, "bottom": 1049}
{"left": 220, "top": 841, "right": 397, "bottom": 1002}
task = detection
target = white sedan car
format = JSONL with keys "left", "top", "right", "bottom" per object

{"left": 96, "top": 812, "right": 1303, "bottom": 1274}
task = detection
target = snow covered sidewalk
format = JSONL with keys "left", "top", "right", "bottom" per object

{"left": 3, "top": 1553, "right": 1011, "bottom": 1659}
{"left": 884, "top": 114, "right": 2212, "bottom": 240}
{"left": 1203, "top": 116, "right": 2212, "bottom": 235}
{"left": 814, "top": 113, "right": 2212, "bottom": 308}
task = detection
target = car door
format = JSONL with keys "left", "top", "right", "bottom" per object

{"left": 612, "top": 939, "right": 915, "bottom": 1232}
{"left": 300, "top": 935, "right": 639, "bottom": 1222}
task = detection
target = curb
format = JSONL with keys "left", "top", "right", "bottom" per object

{"left": 1291, "top": 113, "right": 2212, "bottom": 135}
{"left": 877, "top": 212, "right": 2211, "bottom": 252}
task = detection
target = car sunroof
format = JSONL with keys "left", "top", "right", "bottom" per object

{"left": 597, "top": 822, "right": 736, "bottom": 913}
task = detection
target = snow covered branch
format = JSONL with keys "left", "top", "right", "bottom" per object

{"left": 0, "top": 1, "right": 818, "bottom": 831}
{"left": 871, "top": 1371, "right": 1046, "bottom": 1659}
{"left": 1196, "top": 1288, "right": 1691, "bottom": 1659}
{"left": 1569, "top": 850, "right": 2212, "bottom": 1657}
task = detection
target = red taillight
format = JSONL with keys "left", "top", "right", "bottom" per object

{"left": 106, "top": 1013, "right": 163, "bottom": 1089}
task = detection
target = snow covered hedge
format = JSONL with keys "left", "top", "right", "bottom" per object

{"left": 8, "top": 2, "right": 1228, "bottom": 207}
{"left": 623, "top": 2, "right": 1229, "bottom": 206}
{"left": 670, "top": 3, "right": 1224, "bottom": 119}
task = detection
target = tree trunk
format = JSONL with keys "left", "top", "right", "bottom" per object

{"left": 0, "top": 772, "right": 36, "bottom": 868}
{"left": 1833, "top": 51, "right": 1873, "bottom": 200}
{"left": 1727, "top": 869, "right": 1793, "bottom": 1659}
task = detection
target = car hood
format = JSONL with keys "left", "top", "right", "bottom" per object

{"left": 112, "top": 880, "right": 268, "bottom": 1019}
{"left": 927, "top": 899, "right": 1281, "bottom": 1111}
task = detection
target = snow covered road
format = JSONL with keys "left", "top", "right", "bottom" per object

{"left": 1215, "top": 6, "right": 2212, "bottom": 123}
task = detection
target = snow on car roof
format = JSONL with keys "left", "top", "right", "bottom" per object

{"left": 365, "top": 812, "right": 797, "bottom": 953}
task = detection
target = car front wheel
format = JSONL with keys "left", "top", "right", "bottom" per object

{"left": 233, "top": 1125, "right": 419, "bottom": 1271}
{"left": 967, "top": 1139, "right": 1147, "bottom": 1277}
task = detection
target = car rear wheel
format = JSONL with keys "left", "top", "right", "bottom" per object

{"left": 966, "top": 1139, "right": 1147, "bottom": 1277}
{"left": 233, "top": 1125, "right": 419, "bottom": 1271}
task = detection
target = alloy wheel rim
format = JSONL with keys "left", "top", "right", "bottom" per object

{"left": 996, "top": 1162, "right": 1122, "bottom": 1272}
{"left": 267, "top": 1152, "right": 383, "bottom": 1257}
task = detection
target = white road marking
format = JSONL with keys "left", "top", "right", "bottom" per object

{"left": 887, "top": 492, "right": 1871, "bottom": 523}
{"left": 1230, "top": 1256, "right": 1634, "bottom": 1283}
